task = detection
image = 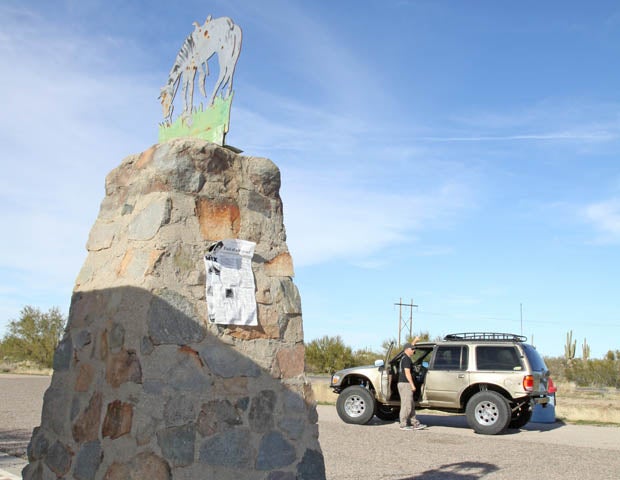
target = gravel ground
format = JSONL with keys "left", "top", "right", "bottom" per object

{"left": 2, "top": 374, "right": 620, "bottom": 479}
{"left": 317, "top": 405, "right": 620, "bottom": 479}
{"left": 0, "top": 375, "right": 49, "bottom": 458}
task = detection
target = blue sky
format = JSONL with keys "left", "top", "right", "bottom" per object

{"left": 1, "top": 0, "right": 619, "bottom": 360}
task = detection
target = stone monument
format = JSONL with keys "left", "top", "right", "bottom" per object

{"left": 23, "top": 139, "right": 326, "bottom": 479}
{"left": 24, "top": 15, "right": 326, "bottom": 479}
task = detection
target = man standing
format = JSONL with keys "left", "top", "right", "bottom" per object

{"left": 398, "top": 336, "right": 427, "bottom": 430}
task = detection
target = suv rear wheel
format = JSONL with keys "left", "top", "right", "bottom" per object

{"left": 466, "top": 391, "right": 511, "bottom": 435}
{"left": 336, "top": 386, "right": 375, "bottom": 425}
{"left": 508, "top": 401, "right": 533, "bottom": 429}
{"left": 375, "top": 403, "right": 400, "bottom": 421}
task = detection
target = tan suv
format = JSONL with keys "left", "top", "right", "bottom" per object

{"left": 330, "top": 333, "right": 553, "bottom": 435}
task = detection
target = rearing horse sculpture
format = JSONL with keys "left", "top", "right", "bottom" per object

{"left": 159, "top": 16, "right": 242, "bottom": 124}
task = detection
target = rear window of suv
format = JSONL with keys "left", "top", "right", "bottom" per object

{"left": 521, "top": 343, "right": 547, "bottom": 372}
{"left": 476, "top": 346, "right": 523, "bottom": 371}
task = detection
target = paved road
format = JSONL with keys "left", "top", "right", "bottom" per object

{"left": 0, "top": 374, "right": 49, "bottom": 479}
{"left": 0, "top": 375, "right": 48, "bottom": 456}
{"left": 318, "top": 405, "right": 620, "bottom": 479}
{"left": 2, "top": 374, "right": 620, "bottom": 479}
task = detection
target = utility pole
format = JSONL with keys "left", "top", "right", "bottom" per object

{"left": 395, "top": 298, "right": 418, "bottom": 346}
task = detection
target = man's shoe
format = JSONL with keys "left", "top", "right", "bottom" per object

{"left": 413, "top": 423, "right": 427, "bottom": 430}
{"left": 399, "top": 425, "right": 413, "bottom": 431}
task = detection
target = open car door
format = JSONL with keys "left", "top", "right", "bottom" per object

{"left": 380, "top": 342, "right": 396, "bottom": 401}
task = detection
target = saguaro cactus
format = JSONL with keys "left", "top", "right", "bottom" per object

{"left": 565, "top": 330, "right": 576, "bottom": 364}
{"left": 582, "top": 338, "right": 590, "bottom": 361}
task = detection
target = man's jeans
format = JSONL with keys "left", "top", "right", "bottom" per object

{"left": 397, "top": 382, "right": 416, "bottom": 427}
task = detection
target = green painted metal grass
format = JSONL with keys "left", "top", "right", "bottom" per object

{"left": 158, "top": 94, "right": 233, "bottom": 145}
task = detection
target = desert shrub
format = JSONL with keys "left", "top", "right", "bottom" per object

{"left": 305, "top": 335, "right": 355, "bottom": 374}
{"left": 565, "top": 359, "right": 620, "bottom": 388}
{"left": 352, "top": 348, "right": 383, "bottom": 366}
{"left": 544, "top": 356, "right": 568, "bottom": 381}
{"left": 545, "top": 355, "right": 620, "bottom": 388}
{"left": 0, "top": 306, "right": 66, "bottom": 368}
{"left": 306, "top": 331, "right": 437, "bottom": 374}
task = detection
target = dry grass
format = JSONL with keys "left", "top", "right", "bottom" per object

{"left": 0, "top": 360, "right": 52, "bottom": 376}
{"left": 312, "top": 380, "right": 339, "bottom": 405}
{"left": 310, "top": 378, "right": 620, "bottom": 425}
{"left": 553, "top": 381, "right": 620, "bottom": 424}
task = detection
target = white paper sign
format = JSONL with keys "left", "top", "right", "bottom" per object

{"left": 204, "top": 239, "right": 257, "bottom": 325}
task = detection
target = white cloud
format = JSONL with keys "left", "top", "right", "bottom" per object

{"left": 229, "top": 89, "right": 476, "bottom": 271}
{"left": 0, "top": 6, "right": 159, "bottom": 330}
{"left": 441, "top": 99, "right": 620, "bottom": 145}
{"left": 282, "top": 170, "right": 473, "bottom": 267}
{"left": 581, "top": 198, "right": 620, "bottom": 244}
{"left": 414, "top": 246, "right": 455, "bottom": 257}
{"left": 230, "top": 97, "right": 372, "bottom": 158}
{"left": 416, "top": 131, "right": 616, "bottom": 142}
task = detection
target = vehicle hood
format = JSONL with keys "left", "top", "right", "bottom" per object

{"left": 332, "top": 364, "right": 376, "bottom": 376}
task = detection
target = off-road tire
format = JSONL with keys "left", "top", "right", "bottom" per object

{"left": 375, "top": 403, "right": 400, "bottom": 421}
{"left": 508, "top": 401, "right": 533, "bottom": 429}
{"left": 336, "top": 386, "right": 376, "bottom": 425}
{"left": 465, "top": 390, "right": 511, "bottom": 435}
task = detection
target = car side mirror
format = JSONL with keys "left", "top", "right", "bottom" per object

{"left": 375, "top": 359, "right": 385, "bottom": 367}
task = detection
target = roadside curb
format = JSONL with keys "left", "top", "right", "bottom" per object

{"left": 0, "top": 453, "right": 27, "bottom": 479}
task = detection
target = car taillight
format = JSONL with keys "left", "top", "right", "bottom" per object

{"left": 523, "top": 375, "right": 534, "bottom": 392}
{"left": 548, "top": 377, "right": 557, "bottom": 394}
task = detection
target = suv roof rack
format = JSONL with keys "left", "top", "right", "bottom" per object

{"left": 444, "top": 332, "right": 527, "bottom": 342}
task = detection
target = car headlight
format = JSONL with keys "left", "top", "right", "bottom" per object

{"left": 331, "top": 375, "right": 340, "bottom": 385}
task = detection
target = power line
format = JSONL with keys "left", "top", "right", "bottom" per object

{"left": 394, "top": 298, "right": 418, "bottom": 346}
{"left": 413, "top": 309, "right": 620, "bottom": 328}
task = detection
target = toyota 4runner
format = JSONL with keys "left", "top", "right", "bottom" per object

{"left": 330, "top": 332, "right": 553, "bottom": 435}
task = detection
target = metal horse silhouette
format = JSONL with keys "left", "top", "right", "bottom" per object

{"left": 160, "top": 16, "right": 242, "bottom": 125}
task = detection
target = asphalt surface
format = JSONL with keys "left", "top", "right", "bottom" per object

{"left": 2, "top": 374, "right": 620, "bottom": 479}
{"left": 318, "top": 405, "right": 620, "bottom": 479}
{"left": 0, "top": 374, "right": 49, "bottom": 479}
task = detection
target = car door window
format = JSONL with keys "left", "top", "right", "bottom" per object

{"left": 433, "top": 345, "right": 468, "bottom": 370}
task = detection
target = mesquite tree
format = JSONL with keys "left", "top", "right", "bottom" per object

{"left": 0, "top": 306, "right": 66, "bottom": 368}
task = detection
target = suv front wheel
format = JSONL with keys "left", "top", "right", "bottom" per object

{"left": 466, "top": 391, "right": 511, "bottom": 435}
{"left": 336, "top": 386, "right": 376, "bottom": 425}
